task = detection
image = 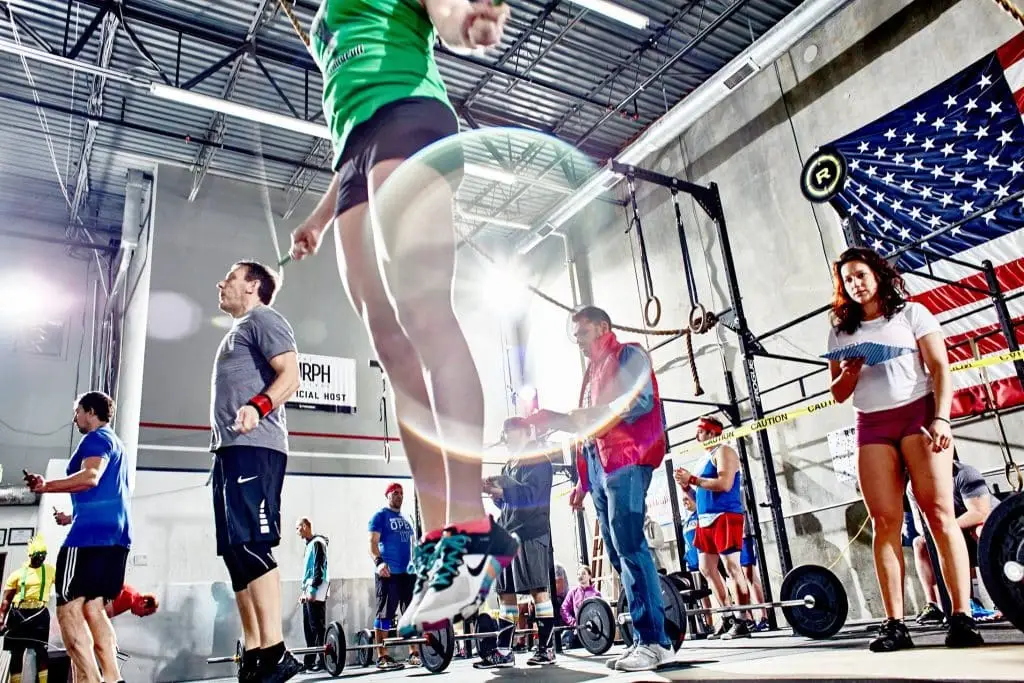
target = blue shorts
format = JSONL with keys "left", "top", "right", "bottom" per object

{"left": 740, "top": 536, "right": 756, "bottom": 567}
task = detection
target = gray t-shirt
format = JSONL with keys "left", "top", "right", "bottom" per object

{"left": 210, "top": 305, "right": 297, "bottom": 454}
{"left": 952, "top": 461, "right": 992, "bottom": 518}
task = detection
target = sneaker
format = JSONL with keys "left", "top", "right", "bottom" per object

{"left": 707, "top": 616, "right": 734, "bottom": 640}
{"left": 915, "top": 602, "right": 944, "bottom": 625}
{"left": 473, "top": 650, "right": 515, "bottom": 669}
{"left": 412, "top": 519, "right": 520, "bottom": 632}
{"left": 262, "top": 650, "right": 302, "bottom": 683}
{"left": 869, "top": 618, "right": 914, "bottom": 653}
{"left": 406, "top": 654, "right": 421, "bottom": 667}
{"left": 526, "top": 648, "right": 556, "bottom": 666}
{"left": 614, "top": 644, "right": 665, "bottom": 672}
{"left": 376, "top": 656, "right": 404, "bottom": 671}
{"left": 606, "top": 642, "right": 638, "bottom": 669}
{"left": 397, "top": 536, "right": 441, "bottom": 637}
{"left": 944, "top": 612, "right": 984, "bottom": 648}
{"left": 754, "top": 618, "right": 770, "bottom": 632}
{"left": 721, "top": 619, "right": 753, "bottom": 640}
{"left": 970, "top": 599, "right": 999, "bottom": 623}
{"left": 237, "top": 665, "right": 259, "bottom": 683}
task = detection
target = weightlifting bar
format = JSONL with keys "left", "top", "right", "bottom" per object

{"left": 208, "top": 643, "right": 327, "bottom": 664}
{"left": 616, "top": 594, "right": 816, "bottom": 625}
{"left": 206, "top": 633, "right": 436, "bottom": 665}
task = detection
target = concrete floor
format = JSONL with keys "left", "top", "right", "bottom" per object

{"left": 190, "top": 621, "right": 1024, "bottom": 683}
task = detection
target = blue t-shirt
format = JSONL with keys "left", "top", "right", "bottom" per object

{"left": 368, "top": 508, "right": 413, "bottom": 573}
{"left": 682, "top": 510, "right": 699, "bottom": 571}
{"left": 65, "top": 425, "right": 131, "bottom": 548}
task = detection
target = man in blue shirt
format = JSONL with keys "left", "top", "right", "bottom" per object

{"left": 368, "top": 483, "right": 417, "bottom": 670}
{"left": 24, "top": 391, "right": 130, "bottom": 683}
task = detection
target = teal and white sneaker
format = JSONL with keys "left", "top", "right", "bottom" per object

{"left": 396, "top": 535, "right": 442, "bottom": 638}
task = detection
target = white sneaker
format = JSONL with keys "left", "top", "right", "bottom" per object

{"left": 409, "top": 521, "right": 520, "bottom": 633}
{"left": 606, "top": 642, "right": 638, "bottom": 669}
{"left": 396, "top": 538, "right": 441, "bottom": 638}
{"left": 614, "top": 644, "right": 663, "bottom": 672}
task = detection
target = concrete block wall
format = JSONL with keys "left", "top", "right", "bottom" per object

{"left": 522, "top": 0, "right": 1024, "bottom": 620}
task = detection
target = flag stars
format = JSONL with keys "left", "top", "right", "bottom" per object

{"left": 932, "top": 116, "right": 946, "bottom": 130}
{"left": 963, "top": 149, "right": 978, "bottom": 162}
{"left": 904, "top": 132, "right": 916, "bottom": 145}
{"left": 881, "top": 218, "right": 894, "bottom": 232}
{"left": 856, "top": 184, "right": 869, "bottom": 197}
{"left": 1010, "top": 160, "right": 1023, "bottom": 175}
{"left": 874, "top": 190, "right": 886, "bottom": 204}
{"left": 994, "top": 185, "right": 1010, "bottom": 200}
{"left": 984, "top": 155, "right": 1000, "bottom": 171}
{"left": 941, "top": 143, "right": 955, "bottom": 157}
{"left": 900, "top": 178, "right": 914, "bottom": 192}
{"left": 982, "top": 210, "right": 996, "bottom": 224}
{"left": 944, "top": 94, "right": 958, "bottom": 108}
{"left": 953, "top": 120, "right": 968, "bottom": 135}
{"left": 978, "top": 73, "right": 993, "bottom": 89}
{"left": 911, "top": 158, "right": 926, "bottom": 172}
{"left": 964, "top": 98, "right": 979, "bottom": 112}
{"left": 940, "top": 192, "right": 954, "bottom": 207}
{"left": 972, "top": 177, "right": 987, "bottom": 193}
{"left": 914, "top": 112, "right": 927, "bottom": 125}
{"left": 891, "top": 198, "right": 904, "bottom": 212}
{"left": 998, "top": 130, "right": 1013, "bottom": 145}
{"left": 893, "top": 152, "right": 905, "bottom": 165}
{"left": 850, "top": 158, "right": 861, "bottom": 170}
{"left": 960, "top": 200, "right": 974, "bottom": 215}
{"left": 927, "top": 214, "right": 941, "bottom": 228}
{"left": 863, "top": 212, "right": 875, "bottom": 224}
{"left": 951, "top": 171, "right": 966, "bottom": 185}
{"left": 866, "top": 165, "right": 878, "bottom": 177}
{"left": 975, "top": 125, "right": 989, "bottom": 140}
{"left": 931, "top": 165, "right": 945, "bottom": 179}
{"left": 858, "top": 141, "right": 871, "bottom": 153}
{"left": 884, "top": 128, "right": 897, "bottom": 141}
{"left": 900, "top": 226, "right": 912, "bottom": 240}
{"left": 922, "top": 138, "right": 936, "bottom": 150}
{"left": 908, "top": 206, "right": 923, "bottom": 221}
{"left": 883, "top": 172, "right": 896, "bottom": 185}
{"left": 987, "top": 101, "right": 1002, "bottom": 117}
{"left": 874, "top": 146, "right": 887, "bottom": 159}
{"left": 919, "top": 186, "right": 933, "bottom": 200}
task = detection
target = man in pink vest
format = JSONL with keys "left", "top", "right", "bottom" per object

{"left": 529, "top": 306, "right": 671, "bottom": 672}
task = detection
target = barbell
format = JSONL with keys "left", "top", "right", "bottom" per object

{"left": 206, "top": 620, "right": 455, "bottom": 677}
{"left": 614, "top": 564, "right": 850, "bottom": 651}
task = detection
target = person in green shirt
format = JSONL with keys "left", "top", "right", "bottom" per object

{"left": 288, "top": 0, "right": 520, "bottom": 643}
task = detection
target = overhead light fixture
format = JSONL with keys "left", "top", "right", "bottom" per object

{"left": 464, "top": 162, "right": 517, "bottom": 185}
{"left": 148, "top": 83, "right": 332, "bottom": 140}
{"left": 569, "top": 0, "right": 649, "bottom": 31}
{"left": 458, "top": 209, "right": 532, "bottom": 230}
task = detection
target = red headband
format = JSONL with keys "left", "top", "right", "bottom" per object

{"left": 698, "top": 418, "right": 724, "bottom": 436}
{"left": 385, "top": 482, "right": 403, "bottom": 496}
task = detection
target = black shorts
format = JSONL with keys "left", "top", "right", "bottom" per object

{"left": 55, "top": 545, "right": 129, "bottom": 606}
{"left": 496, "top": 534, "right": 552, "bottom": 595}
{"left": 375, "top": 573, "right": 416, "bottom": 623}
{"left": 2, "top": 606, "right": 49, "bottom": 651}
{"left": 213, "top": 445, "right": 286, "bottom": 556}
{"left": 334, "top": 96, "right": 462, "bottom": 217}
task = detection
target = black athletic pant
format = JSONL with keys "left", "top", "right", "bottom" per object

{"left": 303, "top": 600, "right": 327, "bottom": 668}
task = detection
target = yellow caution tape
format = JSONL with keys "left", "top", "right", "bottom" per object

{"left": 673, "top": 347, "right": 1024, "bottom": 456}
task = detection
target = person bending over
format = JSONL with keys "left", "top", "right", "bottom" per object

{"left": 296, "top": 517, "right": 330, "bottom": 671}
{"left": 0, "top": 537, "right": 56, "bottom": 683}
{"left": 827, "top": 247, "right": 982, "bottom": 651}
{"left": 530, "top": 306, "right": 672, "bottom": 672}
{"left": 675, "top": 416, "right": 754, "bottom": 639}
{"left": 559, "top": 566, "right": 601, "bottom": 649}
{"left": 210, "top": 261, "right": 302, "bottom": 682}
{"left": 476, "top": 418, "right": 556, "bottom": 668}
{"left": 289, "top": 0, "right": 518, "bottom": 637}
{"left": 369, "top": 483, "right": 420, "bottom": 670}
{"left": 912, "top": 453, "right": 999, "bottom": 624}
{"left": 24, "top": 392, "right": 130, "bottom": 683}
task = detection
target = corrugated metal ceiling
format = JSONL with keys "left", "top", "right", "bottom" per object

{"left": 0, "top": 0, "right": 802, "bottom": 249}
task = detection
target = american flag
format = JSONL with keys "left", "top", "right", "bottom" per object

{"left": 826, "top": 32, "right": 1024, "bottom": 418}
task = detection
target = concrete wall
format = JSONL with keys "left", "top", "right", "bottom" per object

{"left": 523, "top": 0, "right": 1023, "bottom": 620}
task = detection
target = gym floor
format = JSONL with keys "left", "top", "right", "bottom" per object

{"left": 188, "top": 621, "right": 1024, "bottom": 682}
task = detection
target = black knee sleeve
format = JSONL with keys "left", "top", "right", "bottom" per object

{"left": 9, "top": 646, "right": 25, "bottom": 674}
{"left": 223, "top": 542, "right": 277, "bottom": 591}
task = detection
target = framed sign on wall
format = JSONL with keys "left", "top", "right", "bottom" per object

{"left": 8, "top": 528, "right": 34, "bottom": 545}
{"left": 287, "top": 353, "right": 358, "bottom": 414}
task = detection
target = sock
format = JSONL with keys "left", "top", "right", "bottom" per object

{"left": 38, "top": 672, "right": 47, "bottom": 683}
{"left": 11, "top": 674, "right": 22, "bottom": 683}
{"left": 261, "top": 641, "right": 286, "bottom": 671}
{"left": 535, "top": 600, "right": 555, "bottom": 651}
{"left": 242, "top": 647, "right": 261, "bottom": 672}
{"left": 447, "top": 517, "right": 491, "bottom": 535}
{"left": 498, "top": 601, "right": 519, "bottom": 653}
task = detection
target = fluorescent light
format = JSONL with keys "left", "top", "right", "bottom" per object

{"left": 570, "top": 0, "right": 649, "bottom": 31}
{"left": 458, "top": 209, "right": 532, "bottom": 230}
{"left": 464, "top": 162, "right": 517, "bottom": 185}
{"left": 148, "top": 83, "right": 332, "bottom": 139}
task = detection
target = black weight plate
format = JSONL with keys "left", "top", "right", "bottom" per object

{"left": 419, "top": 622, "right": 455, "bottom": 673}
{"left": 355, "top": 628, "right": 374, "bottom": 667}
{"left": 324, "top": 621, "right": 345, "bottom": 677}
{"left": 978, "top": 493, "right": 1024, "bottom": 633}
{"left": 659, "top": 574, "right": 688, "bottom": 651}
{"left": 578, "top": 598, "right": 615, "bottom": 655}
{"left": 780, "top": 565, "right": 848, "bottom": 639}
{"left": 617, "top": 593, "right": 634, "bottom": 647}
{"left": 472, "top": 613, "right": 498, "bottom": 658}
{"left": 667, "top": 572, "right": 695, "bottom": 593}
{"left": 235, "top": 639, "right": 244, "bottom": 678}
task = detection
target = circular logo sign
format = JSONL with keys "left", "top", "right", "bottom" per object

{"left": 800, "top": 147, "right": 847, "bottom": 203}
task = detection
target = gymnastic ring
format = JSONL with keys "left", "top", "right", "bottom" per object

{"left": 1007, "top": 461, "right": 1024, "bottom": 492}
{"left": 644, "top": 296, "right": 662, "bottom": 328}
{"left": 688, "top": 304, "right": 710, "bottom": 334}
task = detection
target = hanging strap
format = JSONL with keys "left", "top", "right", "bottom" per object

{"left": 625, "top": 174, "right": 662, "bottom": 327}
{"left": 378, "top": 374, "right": 391, "bottom": 465}
{"left": 16, "top": 564, "right": 46, "bottom": 604}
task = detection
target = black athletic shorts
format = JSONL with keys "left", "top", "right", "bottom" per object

{"left": 375, "top": 572, "right": 416, "bottom": 622}
{"left": 213, "top": 445, "right": 286, "bottom": 556}
{"left": 333, "top": 96, "right": 462, "bottom": 217}
{"left": 496, "top": 534, "right": 552, "bottom": 595}
{"left": 55, "top": 545, "right": 129, "bottom": 606}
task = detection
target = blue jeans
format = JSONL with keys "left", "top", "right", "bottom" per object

{"left": 587, "top": 448, "right": 670, "bottom": 648}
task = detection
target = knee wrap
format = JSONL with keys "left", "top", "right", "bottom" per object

{"left": 224, "top": 542, "right": 277, "bottom": 591}
{"left": 499, "top": 603, "right": 519, "bottom": 623}
{"left": 535, "top": 600, "right": 554, "bottom": 619}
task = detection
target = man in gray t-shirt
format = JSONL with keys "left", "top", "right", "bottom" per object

{"left": 210, "top": 260, "right": 301, "bottom": 683}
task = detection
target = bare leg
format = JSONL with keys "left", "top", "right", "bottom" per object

{"left": 333, "top": 204, "right": 447, "bottom": 532}
{"left": 699, "top": 552, "right": 730, "bottom": 629}
{"left": 722, "top": 553, "right": 753, "bottom": 621}
{"left": 248, "top": 569, "right": 284, "bottom": 647}
{"left": 912, "top": 536, "right": 939, "bottom": 604}
{"left": 902, "top": 435, "right": 971, "bottom": 614}
{"left": 370, "top": 159, "right": 487, "bottom": 526}
{"left": 82, "top": 598, "right": 120, "bottom": 683}
{"left": 375, "top": 627, "right": 388, "bottom": 660}
{"left": 235, "top": 588, "right": 262, "bottom": 651}
{"left": 743, "top": 566, "right": 767, "bottom": 621}
{"left": 856, "top": 443, "right": 907, "bottom": 619}
{"left": 57, "top": 600, "right": 101, "bottom": 683}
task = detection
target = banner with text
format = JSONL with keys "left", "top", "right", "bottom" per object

{"left": 287, "top": 353, "right": 357, "bottom": 414}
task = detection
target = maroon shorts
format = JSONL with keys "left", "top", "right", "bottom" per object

{"left": 694, "top": 512, "right": 745, "bottom": 555}
{"left": 856, "top": 394, "right": 935, "bottom": 448}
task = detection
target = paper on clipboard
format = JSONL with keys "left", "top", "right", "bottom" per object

{"left": 821, "top": 341, "right": 915, "bottom": 366}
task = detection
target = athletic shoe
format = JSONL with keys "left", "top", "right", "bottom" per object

{"left": 721, "top": 618, "right": 753, "bottom": 640}
{"left": 606, "top": 642, "right": 638, "bottom": 669}
{"left": 526, "top": 648, "right": 556, "bottom": 666}
{"left": 944, "top": 612, "right": 984, "bottom": 648}
{"left": 970, "top": 599, "right": 1000, "bottom": 623}
{"left": 472, "top": 650, "right": 515, "bottom": 669}
{"left": 396, "top": 536, "right": 441, "bottom": 637}
{"left": 868, "top": 618, "right": 914, "bottom": 653}
{"left": 614, "top": 644, "right": 670, "bottom": 672}
{"left": 915, "top": 602, "right": 944, "bottom": 625}
{"left": 411, "top": 518, "right": 520, "bottom": 632}
{"left": 261, "top": 650, "right": 302, "bottom": 683}
{"left": 754, "top": 617, "right": 770, "bottom": 632}
{"left": 375, "top": 656, "right": 404, "bottom": 671}
{"left": 707, "top": 616, "right": 734, "bottom": 640}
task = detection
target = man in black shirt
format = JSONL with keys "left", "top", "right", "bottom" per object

{"left": 476, "top": 418, "right": 555, "bottom": 668}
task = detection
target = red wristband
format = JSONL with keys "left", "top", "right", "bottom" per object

{"left": 247, "top": 393, "right": 273, "bottom": 419}
{"left": 688, "top": 475, "right": 699, "bottom": 487}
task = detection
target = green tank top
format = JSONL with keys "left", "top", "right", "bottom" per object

{"left": 310, "top": 0, "right": 455, "bottom": 169}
